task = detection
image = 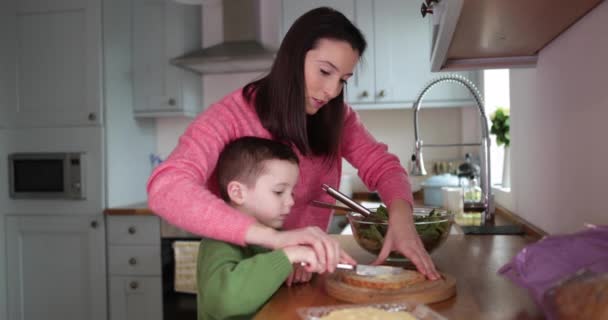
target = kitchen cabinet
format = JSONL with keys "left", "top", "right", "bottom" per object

{"left": 107, "top": 215, "right": 162, "bottom": 320}
{"left": 427, "top": 0, "right": 603, "bottom": 71}
{"left": 131, "top": 0, "right": 202, "bottom": 118}
{"left": 0, "top": 0, "right": 12, "bottom": 130}
{"left": 6, "top": 0, "right": 102, "bottom": 128}
{"left": 0, "top": 215, "right": 6, "bottom": 320}
{"left": 6, "top": 214, "right": 107, "bottom": 320}
{"left": 281, "top": 0, "right": 479, "bottom": 109}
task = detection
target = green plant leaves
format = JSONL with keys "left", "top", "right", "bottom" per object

{"left": 491, "top": 107, "right": 510, "bottom": 147}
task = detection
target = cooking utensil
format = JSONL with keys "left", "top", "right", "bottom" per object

{"left": 311, "top": 200, "right": 359, "bottom": 211}
{"left": 336, "top": 263, "right": 406, "bottom": 276}
{"left": 321, "top": 184, "right": 373, "bottom": 217}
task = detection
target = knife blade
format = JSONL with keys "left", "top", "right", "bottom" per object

{"left": 336, "top": 263, "right": 406, "bottom": 277}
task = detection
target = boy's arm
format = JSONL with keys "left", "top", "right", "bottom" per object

{"left": 197, "top": 241, "right": 293, "bottom": 319}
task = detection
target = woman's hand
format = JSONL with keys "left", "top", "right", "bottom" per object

{"left": 246, "top": 223, "right": 356, "bottom": 273}
{"left": 371, "top": 199, "right": 441, "bottom": 280}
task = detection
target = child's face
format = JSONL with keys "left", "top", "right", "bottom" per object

{"left": 240, "top": 159, "right": 299, "bottom": 229}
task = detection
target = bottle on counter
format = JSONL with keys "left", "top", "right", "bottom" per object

{"left": 463, "top": 175, "right": 482, "bottom": 205}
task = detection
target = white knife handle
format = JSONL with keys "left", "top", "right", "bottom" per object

{"left": 299, "top": 262, "right": 355, "bottom": 270}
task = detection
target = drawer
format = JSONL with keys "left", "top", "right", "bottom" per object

{"left": 107, "top": 216, "right": 160, "bottom": 245}
{"left": 109, "top": 276, "right": 162, "bottom": 320}
{"left": 109, "top": 245, "right": 161, "bottom": 276}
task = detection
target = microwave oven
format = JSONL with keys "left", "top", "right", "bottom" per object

{"left": 8, "top": 152, "right": 86, "bottom": 199}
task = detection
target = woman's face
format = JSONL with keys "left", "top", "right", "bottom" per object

{"left": 304, "top": 38, "right": 359, "bottom": 115}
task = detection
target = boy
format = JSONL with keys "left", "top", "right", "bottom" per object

{"left": 196, "top": 136, "right": 323, "bottom": 320}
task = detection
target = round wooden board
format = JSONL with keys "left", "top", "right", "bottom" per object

{"left": 325, "top": 272, "right": 456, "bottom": 304}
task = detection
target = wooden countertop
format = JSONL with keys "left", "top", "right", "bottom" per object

{"left": 104, "top": 202, "right": 154, "bottom": 216}
{"left": 254, "top": 234, "right": 544, "bottom": 320}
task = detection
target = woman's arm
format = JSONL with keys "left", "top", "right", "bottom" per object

{"left": 147, "top": 91, "right": 354, "bottom": 272}
{"left": 340, "top": 106, "right": 440, "bottom": 280}
{"left": 340, "top": 106, "right": 413, "bottom": 209}
{"left": 147, "top": 94, "right": 258, "bottom": 246}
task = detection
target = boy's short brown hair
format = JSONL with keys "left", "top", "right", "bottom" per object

{"left": 216, "top": 136, "right": 299, "bottom": 202}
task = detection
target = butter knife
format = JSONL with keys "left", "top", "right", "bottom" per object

{"left": 299, "top": 262, "right": 405, "bottom": 276}
{"left": 336, "top": 263, "right": 406, "bottom": 276}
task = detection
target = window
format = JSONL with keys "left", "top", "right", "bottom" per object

{"left": 483, "top": 69, "right": 510, "bottom": 188}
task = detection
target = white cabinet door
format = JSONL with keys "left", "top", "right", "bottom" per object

{"left": 281, "top": 0, "right": 355, "bottom": 35}
{"left": 373, "top": 0, "right": 479, "bottom": 107}
{"left": 11, "top": 0, "right": 102, "bottom": 127}
{"left": 132, "top": 0, "right": 201, "bottom": 118}
{"left": 281, "top": 0, "right": 376, "bottom": 105}
{"left": 281, "top": 0, "right": 480, "bottom": 109}
{"left": 109, "top": 276, "right": 163, "bottom": 320}
{"left": 0, "top": 0, "right": 14, "bottom": 129}
{"left": 6, "top": 214, "right": 107, "bottom": 320}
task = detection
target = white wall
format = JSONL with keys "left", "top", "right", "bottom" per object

{"left": 510, "top": 1, "right": 608, "bottom": 234}
{"left": 103, "top": 0, "right": 156, "bottom": 207}
{"left": 342, "top": 107, "right": 468, "bottom": 175}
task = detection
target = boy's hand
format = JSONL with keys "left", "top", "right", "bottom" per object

{"left": 282, "top": 245, "right": 322, "bottom": 273}
{"left": 285, "top": 263, "right": 313, "bottom": 287}
{"left": 271, "top": 226, "right": 356, "bottom": 273}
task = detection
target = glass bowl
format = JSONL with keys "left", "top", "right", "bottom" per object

{"left": 347, "top": 208, "right": 454, "bottom": 258}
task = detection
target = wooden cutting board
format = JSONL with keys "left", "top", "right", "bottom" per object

{"left": 325, "top": 272, "right": 456, "bottom": 304}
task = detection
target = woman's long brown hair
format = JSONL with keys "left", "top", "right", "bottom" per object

{"left": 243, "top": 7, "right": 366, "bottom": 160}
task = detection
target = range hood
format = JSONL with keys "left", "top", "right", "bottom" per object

{"left": 172, "top": 0, "right": 276, "bottom": 74}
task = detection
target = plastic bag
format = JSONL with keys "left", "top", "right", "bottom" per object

{"left": 498, "top": 225, "right": 608, "bottom": 319}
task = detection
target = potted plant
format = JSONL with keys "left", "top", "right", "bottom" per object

{"left": 490, "top": 107, "right": 510, "bottom": 187}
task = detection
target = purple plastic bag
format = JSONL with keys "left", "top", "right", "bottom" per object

{"left": 498, "top": 225, "right": 608, "bottom": 318}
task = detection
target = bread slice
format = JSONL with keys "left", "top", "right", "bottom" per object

{"left": 553, "top": 276, "right": 608, "bottom": 320}
{"left": 340, "top": 269, "right": 426, "bottom": 290}
{"left": 320, "top": 307, "right": 416, "bottom": 320}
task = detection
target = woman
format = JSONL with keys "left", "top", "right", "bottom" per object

{"left": 147, "top": 7, "right": 440, "bottom": 284}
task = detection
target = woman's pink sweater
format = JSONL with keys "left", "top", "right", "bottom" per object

{"left": 147, "top": 89, "right": 413, "bottom": 246}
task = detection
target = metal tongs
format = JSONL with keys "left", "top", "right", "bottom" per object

{"left": 321, "top": 184, "right": 373, "bottom": 217}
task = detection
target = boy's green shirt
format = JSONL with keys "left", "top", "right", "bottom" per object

{"left": 197, "top": 238, "right": 293, "bottom": 320}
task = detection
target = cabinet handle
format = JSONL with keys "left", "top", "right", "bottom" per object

{"left": 421, "top": 0, "right": 438, "bottom": 18}
{"left": 88, "top": 112, "right": 97, "bottom": 121}
{"left": 129, "top": 281, "right": 139, "bottom": 290}
{"left": 128, "top": 226, "right": 136, "bottom": 235}
{"left": 129, "top": 258, "right": 137, "bottom": 266}
{"left": 359, "top": 91, "right": 369, "bottom": 98}
{"left": 168, "top": 98, "right": 176, "bottom": 106}
{"left": 90, "top": 221, "right": 98, "bottom": 229}
{"left": 377, "top": 90, "right": 386, "bottom": 98}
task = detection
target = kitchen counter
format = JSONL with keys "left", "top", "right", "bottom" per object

{"left": 254, "top": 234, "right": 544, "bottom": 320}
{"left": 104, "top": 198, "right": 546, "bottom": 240}
{"left": 104, "top": 202, "right": 154, "bottom": 215}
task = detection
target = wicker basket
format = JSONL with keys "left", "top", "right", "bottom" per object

{"left": 173, "top": 241, "right": 200, "bottom": 294}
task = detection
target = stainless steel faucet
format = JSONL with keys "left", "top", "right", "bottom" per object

{"left": 411, "top": 74, "right": 494, "bottom": 223}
